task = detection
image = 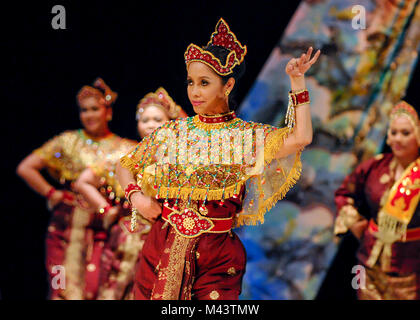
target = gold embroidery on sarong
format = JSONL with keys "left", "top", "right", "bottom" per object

{"left": 227, "top": 267, "right": 236, "bottom": 276}
{"left": 161, "top": 233, "right": 192, "bottom": 299}
{"left": 210, "top": 290, "right": 220, "bottom": 300}
{"left": 63, "top": 206, "right": 91, "bottom": 300}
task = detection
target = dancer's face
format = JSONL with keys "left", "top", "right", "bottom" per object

{"left": 187, "top": 61, "right": 234, "bottom": 115}
{"left": 137, "top": 105, "right": 169, "bottom": 138}
{"left": 79, "top": 97, "right": 111, "bottom": 136}
{"left": 388, "top": 115, "right": 419, "bottom": 159}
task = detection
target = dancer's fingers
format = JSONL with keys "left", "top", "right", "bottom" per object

{"left": 309, "top": 49, "right": 321, "bottom": 64}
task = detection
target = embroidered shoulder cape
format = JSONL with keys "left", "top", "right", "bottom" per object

{"left": 120, "top": 115, "right": 302, "bottom": 227}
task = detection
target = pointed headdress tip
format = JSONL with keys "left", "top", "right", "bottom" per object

{"left": 184, "top": 18, "right": 247, "bottom": 76}
{"left": 208, "top": 18, "right": 247, "bottom": 63}
{"left": 155, "top": 87, "right": 169, "bottom": 102}
{"left": 93, "top": 77, "right": 105, "bottom": 88}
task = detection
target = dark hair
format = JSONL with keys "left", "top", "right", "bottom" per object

{"left": 203, "top": 44, "right": 246, "bottom": 110}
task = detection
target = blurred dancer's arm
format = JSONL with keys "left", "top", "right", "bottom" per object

{"left": 16, "top": 153, "right": 63, "bottom": 206}
{"left": 74, "top": 168, "right": 107, "bottom": 209}
{"left": 74, "top": 168, "right": 119, "bottom": 229}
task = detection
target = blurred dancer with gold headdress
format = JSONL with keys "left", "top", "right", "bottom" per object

{"left": 335, "top": 101, "right": 420, "bottom": 300}
{"left": 75, "top": 87, "right": 187, "bottom": 299}
{"left": 16, "top": 78, "right": 135, "bottom": 300}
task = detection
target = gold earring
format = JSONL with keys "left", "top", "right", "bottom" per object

{"left": 225, "top": 90, "right": 230, "bottom": 96}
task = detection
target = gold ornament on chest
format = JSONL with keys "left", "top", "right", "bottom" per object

{"left": 165, "top": 206, "right": 215, "bottom": 238}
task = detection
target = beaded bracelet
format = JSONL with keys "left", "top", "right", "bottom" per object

{"left": 45, "top": 187, "right": 56, "bottom": 200}
{"left": 285, "top": 89, "right": 310, "bottom": 132}
{"left": 124, "top": 183, "right": 143, "bottom": 232}
{"left": 289, "top": 89, "right": 310, "bottom": 107}
{"left": 131, "top": 207, "right": 138, "bottom": 232}
{"left": 124, "top": 183, "right": 142, "bottom": 205}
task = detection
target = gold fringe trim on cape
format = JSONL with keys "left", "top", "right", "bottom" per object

{"left": 234, "top": 127, "right": 301, "bottom": 226}
{"left": 120, "top": 154, "right": 139, "bottom": 176}
{"left": 120, "top": 126, "right": 302, "bottom": 228}
{"left": 235, "top": 151, "right": 302, "bottom": 227}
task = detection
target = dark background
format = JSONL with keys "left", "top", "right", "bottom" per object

{"left": 2, "top": 1, "right": 419, "bottom": 299}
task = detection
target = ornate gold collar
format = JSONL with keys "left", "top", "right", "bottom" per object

{"left": 191, "top": 111, "right": 241, "bottom": 131}
{"left": 198, "top": 111, "right": 236, "bottom": 123}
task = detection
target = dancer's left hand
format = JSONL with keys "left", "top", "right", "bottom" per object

{"left": 285, "top": 47, "right": 321, "bottom": 78}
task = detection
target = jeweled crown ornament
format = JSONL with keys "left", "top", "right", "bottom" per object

{"left": 77, "top": 77, "right": 118, "bottom": 107}
{"left": 136, "top": 87, "right": 187, "bottom": 120}
{"left": 389, "top": 100, "right": 420, "bottom": 144}
{"left": 390, "top": 101, "right": 419, "bottom": 124}
{"left": 184, "top": 18, "right": 247, "bottom": 76}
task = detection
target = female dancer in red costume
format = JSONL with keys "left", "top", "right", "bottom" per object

{"left": 17, "top": 78, "right": 135, "bottom": 299}
{"left": 335, "top": 101, "right": 420, "bottom": 300}
{"left": 75, "top": 88, "right": 187, "bottom": 299}
{"left": 117, "top": 18, "right": 320, "bottom": 300}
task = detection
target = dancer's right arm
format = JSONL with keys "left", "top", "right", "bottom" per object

{"left": 16, "top": 153, "right": 63, "bottom": 206}
{"left": 116, "top": 162, "right": 162, "bottom": 223}
{"left": 334, "top": 158, "right": 375, "bottom": 240}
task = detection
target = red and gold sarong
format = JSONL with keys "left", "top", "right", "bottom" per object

{"left": 133, "top": 197, "right": 246, "bottom": 300}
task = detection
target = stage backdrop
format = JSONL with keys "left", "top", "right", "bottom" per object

{"left": 237, "top": 0, "right": 420, "bottom": 299}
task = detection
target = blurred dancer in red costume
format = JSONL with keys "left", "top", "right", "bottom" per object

{"left": 117, "top": 18, "right": 320, "bottom": 300}
{"left": 17, "top": 78, "right": 135, "bottom": 299}
{"left": 335, "top": 101, "right": 420, "bottom": 300}
{"left": 75, "top": 88, "right": 187, "bottom": 299}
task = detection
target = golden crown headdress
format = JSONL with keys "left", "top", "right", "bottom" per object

{"left": 389, "top": 100, "right": 420, "bottom": 144}
{"left": 390, "top": 101, "right": 419, "bottom": 123}
{"left": 77, "top": 77, "right": 118, "bottom": 107}
{"left": 136, "top": 87, "right": 187, "bottom": 120}
{"left": 184, "top": 18, "right": 247, "bottom": 76}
